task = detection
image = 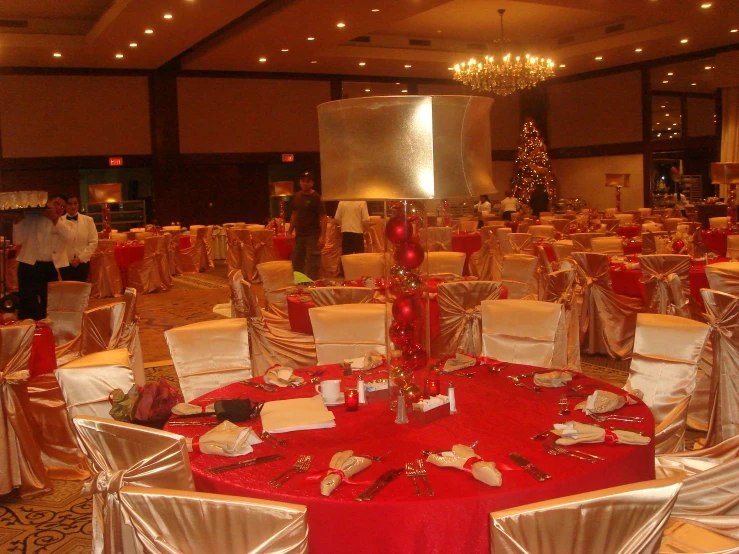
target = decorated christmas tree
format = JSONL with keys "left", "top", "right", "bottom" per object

{"left": 510, "top": 118, "right": 555, "bottom": 204}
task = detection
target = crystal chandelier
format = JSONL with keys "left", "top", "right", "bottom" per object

{"left": 453, "top": 9, "right": 555, "bottom": 96}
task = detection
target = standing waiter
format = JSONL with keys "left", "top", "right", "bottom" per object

{"left": 60, "top": 194, "right": 98, "bottom": 282}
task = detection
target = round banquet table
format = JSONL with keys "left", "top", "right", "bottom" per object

{"left": 703, "top": 229, "right": 734, "bottom": 257}
{"left": 165, "top": 364, "right": 655, "bottom": 554}
{"left": 274, "top": 235, "right": 294, "bottom": 261}
{"left": 113, "top": 243, "right": 144, "bottom": 288}
{"left": 451, "top": 232, "right": 482, "bottom": 275}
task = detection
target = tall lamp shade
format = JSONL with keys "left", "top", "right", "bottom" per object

{"left": 605, "top": 173, "right": 630, "bottom": 213}
{"left": 711, "top": 162, "right": 739, "bottom": 227}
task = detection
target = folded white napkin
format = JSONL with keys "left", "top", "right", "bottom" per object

{"left": 552, "top": 421, "right": 650, "bottom": 446}
{"left": 172, "top": 402, "right": 215, "bottom": 416}
{"left": 575, "top": 389, "right": 637, "bottom": 414}
{"left": 426, "top": 444, "right": 502, "bottom": 487}
{"left": 320, "top": 450, "right": 372, "bottom": 497}
{"left": 345, "top": 352, "right": 383, "bottom": 371}
{"left": 442, "top": 353, "right": 476, "bottom": 372}
{"left": 412, "top": 395, "right": 449, "bottom": 412}
{"left": 533, "top": 371, "right": 573, "bottom": 388}
{"left": 261, "top": 395, "right": 336, "bottom": 434}
{"left": 186, "top": 421, "right": 262, "bottom": 456}
{"left": 264, "top": 366, "right": 304, "bottom": 388}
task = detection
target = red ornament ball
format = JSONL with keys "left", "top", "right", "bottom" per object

{"left": 402, "top": 382, "right": 423, "bottom": 404}
{"left": 392, "top": 295, "right": 422, "bottom": 324}
{"left": 389, "top": 321, "right": 414, "bottom": 347}
{"left": 394, "top": 240, "right": 425, "bottom": 269}
{"left": 402, "top": 344, "right": 428, "bottom": 372}
{"left": 673, "top": 239, "right": 685, "bottom": 253}
{"left": 385, "top": 216, "right": 414, "bottom": 244}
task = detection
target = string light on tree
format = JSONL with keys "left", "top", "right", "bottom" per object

{"left": 510, "top": 118, "right": 555, "bottom": 205}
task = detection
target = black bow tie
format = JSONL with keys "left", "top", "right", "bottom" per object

{"left": 67, "top": 214, "right": 78, "bottom": 221}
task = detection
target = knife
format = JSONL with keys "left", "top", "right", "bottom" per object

{"left": 241, "top": 381, "right": 277, "bottom": 392}
{"left": 506, "top": 371, "right": 548, "bottom": 380}
{"left": 355, "top": 469, "right": 403, "bottom": 501}
{"left": 206, "top": 454, "right": 284, "bottom": 474}
{"left": 509, "top": 452, "right": 551, "bottom": 482}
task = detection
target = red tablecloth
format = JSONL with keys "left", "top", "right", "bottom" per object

{"left": 452, "top": 232, "right": 482, "bottom": 275}
{"left": 274, "top": 235, "right": 294, "bottom": 261}
{"left": 179, "top": 235, "right": 191, "bottom": 249}
{"left": 165, "top": 364, "right": 655, "bottom": 554}
{"left": 623, "top": 241, "right": 643, "bottom": 255}
{"left": 114, "top": 244, "right": 144, "bottom": 288}
{"left": 703, "top": 230, "right": 734, "bottom": 256}
{"left": 616, "top": 225, "right": 640, "bottom": 238}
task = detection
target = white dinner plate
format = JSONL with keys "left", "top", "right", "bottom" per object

{"left": 324, "top": 393, "right": 345, "bottom": 406}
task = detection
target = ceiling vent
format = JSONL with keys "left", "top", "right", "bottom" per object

{"left": 350, "top": 36, "right": 371, "bottom": 43}
{"left": 409, "top": 38, "right": 431, "bottom": 47}
{"left": 0, "top": 19, "right": 28, "bottom": 28}
{"left": 605, "top": 23, "right": 625, "bottom": 34}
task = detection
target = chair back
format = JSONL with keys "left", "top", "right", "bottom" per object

{"left": 590, "top": 236, "right": 624, "bottom": 255}
{"left": 727, "top": 235, "right": 739, "bottom": 260}
{"left": 341, "top": 253, "right": 385, "bottom": 280}
{"left": 570, "top": 232, "right": 605, "bottom": 252}
{"left": 544, "top": 268, "right": 580, "bottom": 371}
{"left": 425, "top": 251, "right": 466, "bottom": 277}
{"left": 419, "top": 227, "right": 453, "bottom": 251}
{"left": 46, "top": 281, "right": 91, "bottom": 346}
{"left": 308, "top": 286, "right": 373, "bottom": 307}
{"left": 228, "top": 269, "right": 248, "bottom": 318}
{"left": 501, "top": 254, "right": 538, "bottom": 300}
{"left": 165, "top": 319, "right": 252, "bottom": 402}
{"left": 642, "top": 231, "right": 670, "bottom": 255}
{"left": 604, "top": 208, "right": 618, "bottom": 218}
{"left": 458, "top": 219, "right": 478, "bottom": 233}
{"left": 310, "top": 304, "right": 386, "bottom": 365}
{"left": 550, "top": 219, "right": 570, "bottom": 234}
{"left": 552, "top": 240, "right": 574, "bottom": 262}
{"left": 365, "top": 217, "right": 385, "bottom": 253}
{"left": 121, "top": 288, "right": 145, "bottom": 386}
{"left": 705, "top": 262, "right": 739, "bottom": 296}
{"left": 90, "top": 240, "right": 123, "bottom": 298}
{"left": 481, "top": 299, "right": 565, "bottom": 368}
{"left": 709, "top": 216, "right": 730, "bottom": 229}
{"left": 251, "top": 229, "right": 279, "bottom": 270}
{"left": 468, "top": 225, "right": 495, "bottom": 280}
{"left": 638, "top": 207, "right": 652, "bottom": 218}
{"left": 638, "top": 254, "right": 691, "bottom": 317}
{"left": 529, "top": 225, "right": 556, "bottom": 239}
{"left": 320, "top": 217, "right": 343, "bottom": 278}
{"left": 506, "top": 233, "right": 534, "bottom": 255}
{"left": 257, "top": 260, "right": 295, "bottom": 318}
{"left": 614, "top": 213, "right": 634, "bottom": 226}
{"left": 664, "top": 217, "right": 684, "bottom": 233}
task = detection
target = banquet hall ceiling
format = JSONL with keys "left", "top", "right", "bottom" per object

{"left": 0, "top": 0, "right": 737, "bottom": 90}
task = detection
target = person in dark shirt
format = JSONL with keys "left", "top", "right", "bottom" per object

{"left": 290, "top": 171, "right": 326, "bottom": 280}
{"left": 529, "top": 183, "right": 550, "bottom": 217}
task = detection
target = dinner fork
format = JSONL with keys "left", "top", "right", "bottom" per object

{"left": 547, "top": 441, "right": 604, "bottom": 461}
{"left": 588, "top": 413, "right": 644, "bottom": 423}
{"left": 542, "top": 441, "right": 596, "bottom": 463}
{"left": 510, "top": 376, "right": 542, "bottom": 393}
{"left": 405, "top": 462, "right": 422, "bottom": 496}
{"left": 415, "top": 459, "right": 434, "bottom": 496}
{"left": 269, "top": 455, "right": 313, "bottom": 488}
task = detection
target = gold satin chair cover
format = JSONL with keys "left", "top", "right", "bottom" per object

{"left": 202, "top": 225, "right": 215, "bottom": 270}
{"left": 537, "top": 246, "right": 553, "bottom": 301}
{"left": 492, "top": 227, "right": 512, "bottom": 280}
{"left": 701, "top": 290, "right": 739, "bottom": 448}
{"left": 72, "top": 416, "right": 195, "bottom": 554}
{"left": 481, "top": 299, "right": 566, "bottom": 368}
{"left": 240, "top": 280, "right": 316, "bottom": 376}
{"left": 47, "top": 281, "right": 92, "bottom": 346}
{"left": 90, "top": 240, "right": 123, "bottom": 298}
{"left": 591, "top": 236, "right": 625, "bottom": 255}
{"left": 529, "top": 225, "right": 556, "bottom": 239}
{"left": 432, "top": 281, "right": 504, "bottom": 358}
{"left": 552, "top": 240, "right": 574, "bottom": 262}
{"left": 156, "top": 233, "right": 172, "bottom": 290}
{"left": 177, "top": 230, "right": 203, "bottom": 274}
{"left": 310, "top": 303, "right": 386, "bottom": 365}
{"left": 365, "top": 218, "right": 386, "bottom": 254}
{"left": 501, "top": 233, "right": 534, "bottom": 255}
{"left": 126, "top": 236, "right": 165, "bottom": 294}
{"left": 468, "top": 226, "right": 495, "bottom": 281}
{"left": 664, "top": 217, "right": 686, "bottom": 233}
{"left": 709, "top": 217, "right": 730, "bottom": 230}
{"left": 642, "top": 222, "right": 664, "bottom": 234}
{"left": 550, "top": 219, "right": 571, "bottom": 235}
{"left": 425, "top": 251, "right": 466, "bottom": 278}
{"left": 162, "top": 227, "right": 182, "bottom": 276}
{"left": 225, "top": 227, "right": 243, "bottom": 273}
{"left": 0, "top": 322, "right": 52, "bottom": 498}
{"left": 320, "top": 218, "right": 343, "bottom": 278}
{"left": 727, "top": 236, "right": 739, "bottom": 261}
{"left": 638, "top": 254, "right": 691, "bottom": 318}
{"left": 639, "top": 207, "right": 653, "bottom": 218}
{"left": 251, "top": 229, "right": 279, "bottom": 280}
{"left": 614, "top": 213, "right": 635, "bottom": 226}
{"left": 642, "top": 231, "right": 670, "bottom": 255}
{"left": 544, "top": 268, "right": 581, "bottom": 371}
{"left": 501, "top": 254, "right": 538, "bottom": 300}
{"left": 705, "top": 262, "right": 739, "bottom": 297}
{"left": 572, "top": 252, "right": 642, "bottom": 359}
{"left": 340, "top": 253, "right": 385, "bottom": 280}
{"left": 419, "top": 227, "right": 452, "bottom": 251}
{"left": 165, "top": 319, "right": 252, "bottom": 403}
{"left": 120, "top": 288, "right": 145, "bottom": 386}
{"left": 626, "top": 313, "right": 710, "bottom": 454}
{"left": 571, "top": 232, "right": 606, "bottom": 252}
{"left": 257, "top": 260, "right": 296, "bottom": 318}
{"left": 56, "top": 348, "right": 135, "bottom": 419}
{"left": 117, "top": 486, "right": 308, "bottom": 554}
{"left": 308, "top": 286, "right": 373, "bottom": 306}
{"left": 490, "top": 478, "right": 682, "bottom": 554}
{"left": 55, "top": 302, "right": 128, "bottom": 365}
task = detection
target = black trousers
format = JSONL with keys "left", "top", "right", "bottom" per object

{"left": 341, "top": 232, "right": 365, "bottom": 255}
{"left": 502, "top": 211, "right": 514, "bottom": 221}
{"left": 18, "top": 261, "right": 59, "bottom": 320}
{"left": 60, "top": 262, "right": 90, "bottom": 283}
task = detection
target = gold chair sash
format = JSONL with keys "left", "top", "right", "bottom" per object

{"left": 638, "top": 254, "right": 691, "bottom": 318}
{"left": 320, "top": 218, "right": 343, "bottom": 278}
{"left": 0, "top": 323, "right": 52, "bottom": 498}
{"left": 468, "top": 226, "right": 495, "bottom": 281}
{"left": 490, "top": 478, "right": 682, "bottom": 554}
{"left": 228, "top": 269, "right": 249, "bottom": 318}
{"left": 90, "top": 240, "right": 123, "bottom": 298}
{"left": 419, "top": 227, "right": 452, "bottom": 252}
{"left": 544, "top": 268, "right": 581, "bottom": 371}
{"left": 432, "top": 280, "right": 503, "bottom": 358}
{"left": 501, "top": 254, "right": 538, "bottom": 300}
{"left": 310, "top": 304, "right": 386, "bottom": 365}
{"left": 537, "top": 246, "right": 553, "bottom": 301}
{"left": 47, "top": 281, "right": 92, "bottom": 346}
{"left": 119, "top": 289, "right": 145, "bottom": 386}
{"left": 72, "top": 416, "right": 195, "bottom": 554}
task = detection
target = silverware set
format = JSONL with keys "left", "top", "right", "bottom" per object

{"left": 356, "top": 468, "right": 403, "bottom": 501}
{"left": 269, "top": 455, "right": 313, "bottom": 488}
{"left": 354, "top": 450, "right": 391, "bottom": 462}
{"left": 207, "top": 454, "right": 284, "bottom": 474}
{"left": 260, "top": 431, "right": 287, "bottom": 447}
{"left": 405, "top": 459, "right": 434, "bottom": 496}
{"left": 241, "top": 381, "right": 277, "bottom": 392}
{"left": 588, "top": 413, "right": 645, "bottom": 423}
{"left": 509, "top": 452, "right": 551, "bottom": 481}
{"left": 422, "top": 439, "right": 479, "bottom": 457}
{"left": 542, "top": 440, "right": 603, "bottom": 463}
{"left": 509, "top": 375, "right": 542, "bottom": 393}
{"left": 167, "top": 420, "right": 219, "bottom": 427}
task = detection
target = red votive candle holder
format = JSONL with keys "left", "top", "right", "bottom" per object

{"left": 345, "top": 389, "right": 359, "bottom": 411}
{"left": 425, "top": 378, "right": 440, "bottom": 398}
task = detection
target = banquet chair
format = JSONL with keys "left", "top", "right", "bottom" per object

{"left": 642, "top": 231, "right": 670, "bottom": 255}
{"left": 126, "top": 236, "right": 166, "bottom": 294}
{"left": 638, "top": 207, "right": 653, "bottom": 218}
{"left": 46, "top": 281, "right": 92, "bottom": 346}
{"left": 642, "top": 221, "right": 664, "bottom": 234}
{"left": 705, "top": 262, "right": 739, "bottom": 296}
{"left": 601, "top": 219, "right": 620, "bottom": 233}
{"left": 529, "top": 225, "right": 556, "bottom": 239}
{"left": 419, "top": 226, "right": 453, "bottom": 251}
{"left": 638, "top": 254, "right": 691, "bottom": 318}
{"left": 425, "top": 251, "right": 466, "bottom": 278}
{"left": 604, "top": 208, "right": 618, "bottom": 218}
{"left": 727, "top": 236, "right": 739, "bottom": 260}
{"left": 225, "top": 227, "right": 244, "bottom": 272}
{"left": 55, "top": 301, "right": 128, "bottom": 366}
{"left": 320, "top": 217, "right": 343, "bottom": 278}
{"left": 213, "top": 269, "right": 248, "bottom": 319}
{"left": 432, "top": 280, "right": 505, "bottom": 358}
{"left": 257, "top": 260, "right": 296, "bottom": 318}
{"left": 310, "top": 303, "right": 386, "bottom": 365}
{"left": 590, "top": 236, "right": 624, "bottom": 255}
{"left": 677, "top": 222, "right": 701, "bottom": 236}
{"left": 489, "top": 478, "right": 682, "bottom": 554}
{"left": 549, "top": 219, "right": 571, "bottom": 235}
{"left": 570, "top": 232, "right": 606, "bottom": 252}
{"left": 189, "top": 225, "right": 215, "bottom": 270}
{"left": 251, "top": 229, "right": 280, "bottom": 280}
{"left": 468, "top": 226, "right": 496, "bottom": 281}
{"left": 492, "top": 228, "right": 512, "bottom": 279}
{"left": 341, "top": 253, "right": 385, "bottom": 280}
{"left": 365, "top": 217, "right": 385, "bottom": 254}
{"left": 709, "top": 217, "right": 730, "bottom": 230}
{"left": 544, "top": 268, "right": 581, "bottom": 371}
{"left": 481, "top": 299, "right": 566, "bottom": 368}
{"left": 458, "top": 219, "right": 478, "bottom": 233}
{"left": 165, "top": 319, "right": 252, "bottom": 402}
{"left": 119, "top": 288, "right": 146, "bottom": 386}
{"left": 72, "top": 416, "right": 195, "bottom": 554}
{"left": 89, "top": 239, "right": 123, "bottom": 298}
{"left": 308, "top": 286, "right": 373, "bottom": 306}
{"left": 571, "top": 252, "right": 642, "bottom": 359}
{"left": 501, "top": 254, "right": 538, "bottom": 300}
{"left": 625, "top": 313, "right": 710, "bottom": 454}
{"left": 156, "top": 233, "right": 173, "bottom": 290}
{"left": 536, "top": 247, "right": 553, "bottom": 300}
{"left": 0, "top": 322, "right": 53, "bottom": 498}
{"left": 539, "top": 211, "right": 554, "bottom": 219}
{"left": 516, "top": 221, "right": 530, "bottom": 233}
{"left": 240, "top": 280, "right": 317, "bottom": 375}
{"left": 116, "top": 486, "right": 308, "bottom": 554}
{"left": 664, "top": 217, "right": 685, "bottom": 233}
{"left": 503, "top": 233, "right": 534, "bottom": 255}
{"left": 109, "top": 232, "right": 127, "bottom": 242}
{"left": 162, "top": 229, "right": 181, "bottom": 276}
{"left": 614, "top": 213, "right": 634, "bottom": 226}
{"left": 178, "top": 228, "right": 205, "bottom": 274}
{"left": 551, "top": 241, "right": 575, "bottom": 265}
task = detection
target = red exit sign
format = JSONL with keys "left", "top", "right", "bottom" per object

{"left": 281, "top": 153, "right": 294, "bottom": 163}
{"left": 109, "top": 157, "right": 123, "bottom": 167}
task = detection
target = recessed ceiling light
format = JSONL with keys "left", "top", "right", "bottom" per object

{"left": 705, "top": 65, "right": 713, "bottom": 69}
{"left": 665, "top": 113, "right": 670, "bottom": 116}
{"left": 259, "top": 57, "right": 267, "bottom": 62}
{"left": 404, "top": 64, "right": 412, "bottom": 68}
{"left": 281, "top": 48, "right": 289, "bottom": 52}
{"left": 145, "top": 29, "right": 154, "bottom": 34}
{"left": 559, "top": 64, "right": 566, "bottom": 68}
{"left": 667, "top": 72, "right": 674, "bottom": 75}
{"left": 447, "top": 67, "right": 454, "bottom": 70}
{"left": 164, "top": 14, "right": 173, "bottom": 19}
{"left": 311, "top": 60, "right": 317, "bottom": 64}
{"left": 358, "top": 62, "right": 366, "bottom": 66}
{"left": 129, "top": 43, "right": 137, "bottom": 47}
{"left": 401, "top": 89, "right": 408, "bottom": 93}
{"left": 371, "top": 8, "right": 379, "bottom": 12}
{"left": 595, "top": 56, "right": 603, "bottom": 60}
{"left": 680, "top": 38, "right": 689, "bottom": 43}
{"left": 307, "top": 37, "right": 315, "bottom": 41}
{"left": 701, "top": 3, "right": 712, "bottom": 8}
{"left": 365, "top": 89, "right": 371, "bottom": 92}
{"left": 53, "top": 52, "right": 62, "bottom": 57}
{"left": 732, "top": 29, "right": 738, "bottom": 33}
{"left": 396, "top": 82, "right": 400, "bottom": 85}
{"left": 673, "top": 123, "right": 678, "bottom": 126}
{"left": 661, "top": 105, "right": 666, "bottom": 108}
{"left": 336, "top": 23, "right": 345, "bottom": 28}
{"left": 635, "top": 48, "right": 642, "bottom": 52}
{"left": 663, "top": 80, "right": 669, "bottom": 83}
{"left": 691, "top": 82, "right": 697, "bottom": 86}
{"left": 115, "top": 54, "right": 124, "bottom": 58}
{"left": 656, "top": 122, "right": 661, "bottom": 125}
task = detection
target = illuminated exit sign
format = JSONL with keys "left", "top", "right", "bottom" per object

{"left": 109, "top": 157, "right": 123, "bottom": 167}
{"left": 281, "top": 153, "right": 294, "bottom": 163}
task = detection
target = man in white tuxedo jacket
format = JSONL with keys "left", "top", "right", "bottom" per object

{"left": 60, "top": 194, "right": 98, "bottom": 283}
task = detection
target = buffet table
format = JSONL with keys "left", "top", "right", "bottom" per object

{"left": 165, "top": 363, "right": 655, "bottom": 554}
